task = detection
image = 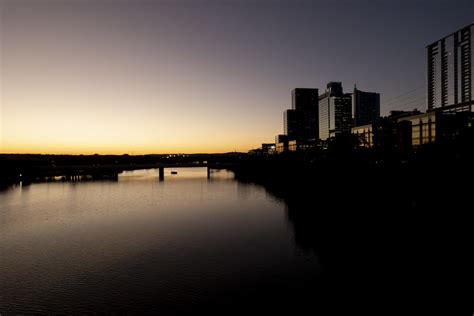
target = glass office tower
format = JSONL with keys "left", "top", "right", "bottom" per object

{"left": 319, "top": 82, "right": 352, "bottom": 141}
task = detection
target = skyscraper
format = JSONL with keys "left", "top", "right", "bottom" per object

{"left": 353, "top": 86, "right": 380, "bottom": 126}
{"left": 319, "top": 82, "right": 352, "bottom": 141}
{"left": 282, "top": 88, "right": 319, "bottom": 142}
{"left": 427, "top": 23, "right": 473, "bottom": 112}
{"left": 284, "top": 109, "right": 304, "bottom": 139}
{"left": 291, "top": 88, "right": 319, "bottom": 141}
{"left": 292, "top": 88, "right": 319, "bottom": 112}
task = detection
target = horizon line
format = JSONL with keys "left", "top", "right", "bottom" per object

{"left": 0, "top": 151, "right": 248, "bottom": 156}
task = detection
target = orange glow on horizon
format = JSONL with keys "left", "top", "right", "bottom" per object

{"left": 0, "top": 142, "right": 258, "bottom": 155}
{"left": 0, "top": 1, "right": 283, "bottom": 154}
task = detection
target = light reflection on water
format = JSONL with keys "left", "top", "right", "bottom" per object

{"left": 0, "top": 169, "right": 319, "bottom": 314}
{"left": 119, "top": 167, "right": 234, "bottom": 181}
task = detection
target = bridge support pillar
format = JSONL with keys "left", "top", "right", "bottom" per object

{"left": 207, "top": 167, "right": 211, "bottom": 179}
{"left": 159, "top": 167, "right": 164, "bottom": 181}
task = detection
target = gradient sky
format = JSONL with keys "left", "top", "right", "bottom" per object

{"left": 1, "top": 0, "right": 473, "bottom": 154}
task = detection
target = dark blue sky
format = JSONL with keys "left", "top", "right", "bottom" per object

{"left": 1, "top": 0, "right": 473, "bottom": 153}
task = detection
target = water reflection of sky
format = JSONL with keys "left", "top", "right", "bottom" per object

{"left": 119, "top": 167, "right": 234, "bottom": 181}
{"left": 0, "top": 169, "right": 319, "bottom": 314}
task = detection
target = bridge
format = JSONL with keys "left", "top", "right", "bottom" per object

{"left": 28, "top": 162, "right": 240, "bottom": 181}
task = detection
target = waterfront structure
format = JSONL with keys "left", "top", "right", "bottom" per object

{"left": 319, "top": 82, "right": 352, "bottom": 141}
{"left": 398, "top": 111, "right": 474, "bottom": 147}
{"left": 427, "top": 23, "right": 473, "bottom": 112}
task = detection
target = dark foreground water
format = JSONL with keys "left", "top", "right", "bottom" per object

{"left": 0, "top": 168, "right": 321, "bottom": 314}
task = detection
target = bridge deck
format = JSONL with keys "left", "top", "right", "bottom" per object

{"left": 29, "top": 162, "right": 239, "bottom": 178}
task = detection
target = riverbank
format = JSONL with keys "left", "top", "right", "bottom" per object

{"left": 0, "top": 153, "right": 244, "bottom": 185}
{"left": 232, "top": 152, "right": 469, "bottom": 314}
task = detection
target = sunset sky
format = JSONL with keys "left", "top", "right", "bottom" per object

{"left": 1, "top": 0, "right": 473, "bottom": 154}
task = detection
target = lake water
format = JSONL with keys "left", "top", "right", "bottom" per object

{"left": 0, "top": 168, "right": 320, "bottom": 314}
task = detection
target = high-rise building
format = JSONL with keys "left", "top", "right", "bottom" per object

{"left": 284, "top": 109, "right": 304, "bottom": 139}
{"left": 353, "top": 87, "right": 380, "bottom": 126}
{"left": 319, "top": 82, "right": 352, "bottom": 141}
{"left": 427, "top": 23, "right": 473, "bottom": 112}
{"left": 292, "top": 88, "right": 319, "bottom": 112}
{"left": 292, "top": 88, "right": 319, "bottom": 140}
{"left": 275, "top": 134, "right": 289, "bottom": 144}
{"left": 282, "top": 88, "right": 319, "bottom": 142}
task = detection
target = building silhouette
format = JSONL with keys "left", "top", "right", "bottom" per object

{"left": 254, "top": 24, "right": 474, "bottom": 155}
{"left": 275, "top": 134, "right": 289, "bottom": 144}
{"left": 388, "top": 23, "right": 474, "bottom": 148}
{"left": 396, "top": 111, "right": 474, "bottom": 147}
{"left": 427, "top": 23, "right": 473, "bottom": 112}
{"left": 284, "top": 109, "right": 304, "bottom": 139}
{"left": 352, "top": 23, "right": 474, "bottom": 151}
{"left": 353, "top": 86, "right": 380, "bottom": 126}
{"left": 352, "top": 110, "right": 417, "bottom": 150}
{"left": 261, "top": 143, "right": 276, "bottom": 154}
{"left": 283, "top": 88, "right": 319, "bottom": 142}
{"left": 275, "top": 88, "right": 320, "bottom": 152}
{"left": 319, "top": 82, "right": 352, "bottom": 141}
{"left": 274, "top": 134, "right": 289, "bottom": 153}
{"left": 292, "top": 88, "right": 319, "bottom": 141}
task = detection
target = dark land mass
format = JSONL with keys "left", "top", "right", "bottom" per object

{"left": 232, "top": 144, "right": 472, "bottom": 314}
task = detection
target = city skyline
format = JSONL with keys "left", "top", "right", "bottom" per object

{"left": 1, "top": 0, "right": 473, "bottom": 154}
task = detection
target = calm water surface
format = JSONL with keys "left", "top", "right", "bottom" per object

{"left": 0, "top": 168, "right": 319, "bottom": 313}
